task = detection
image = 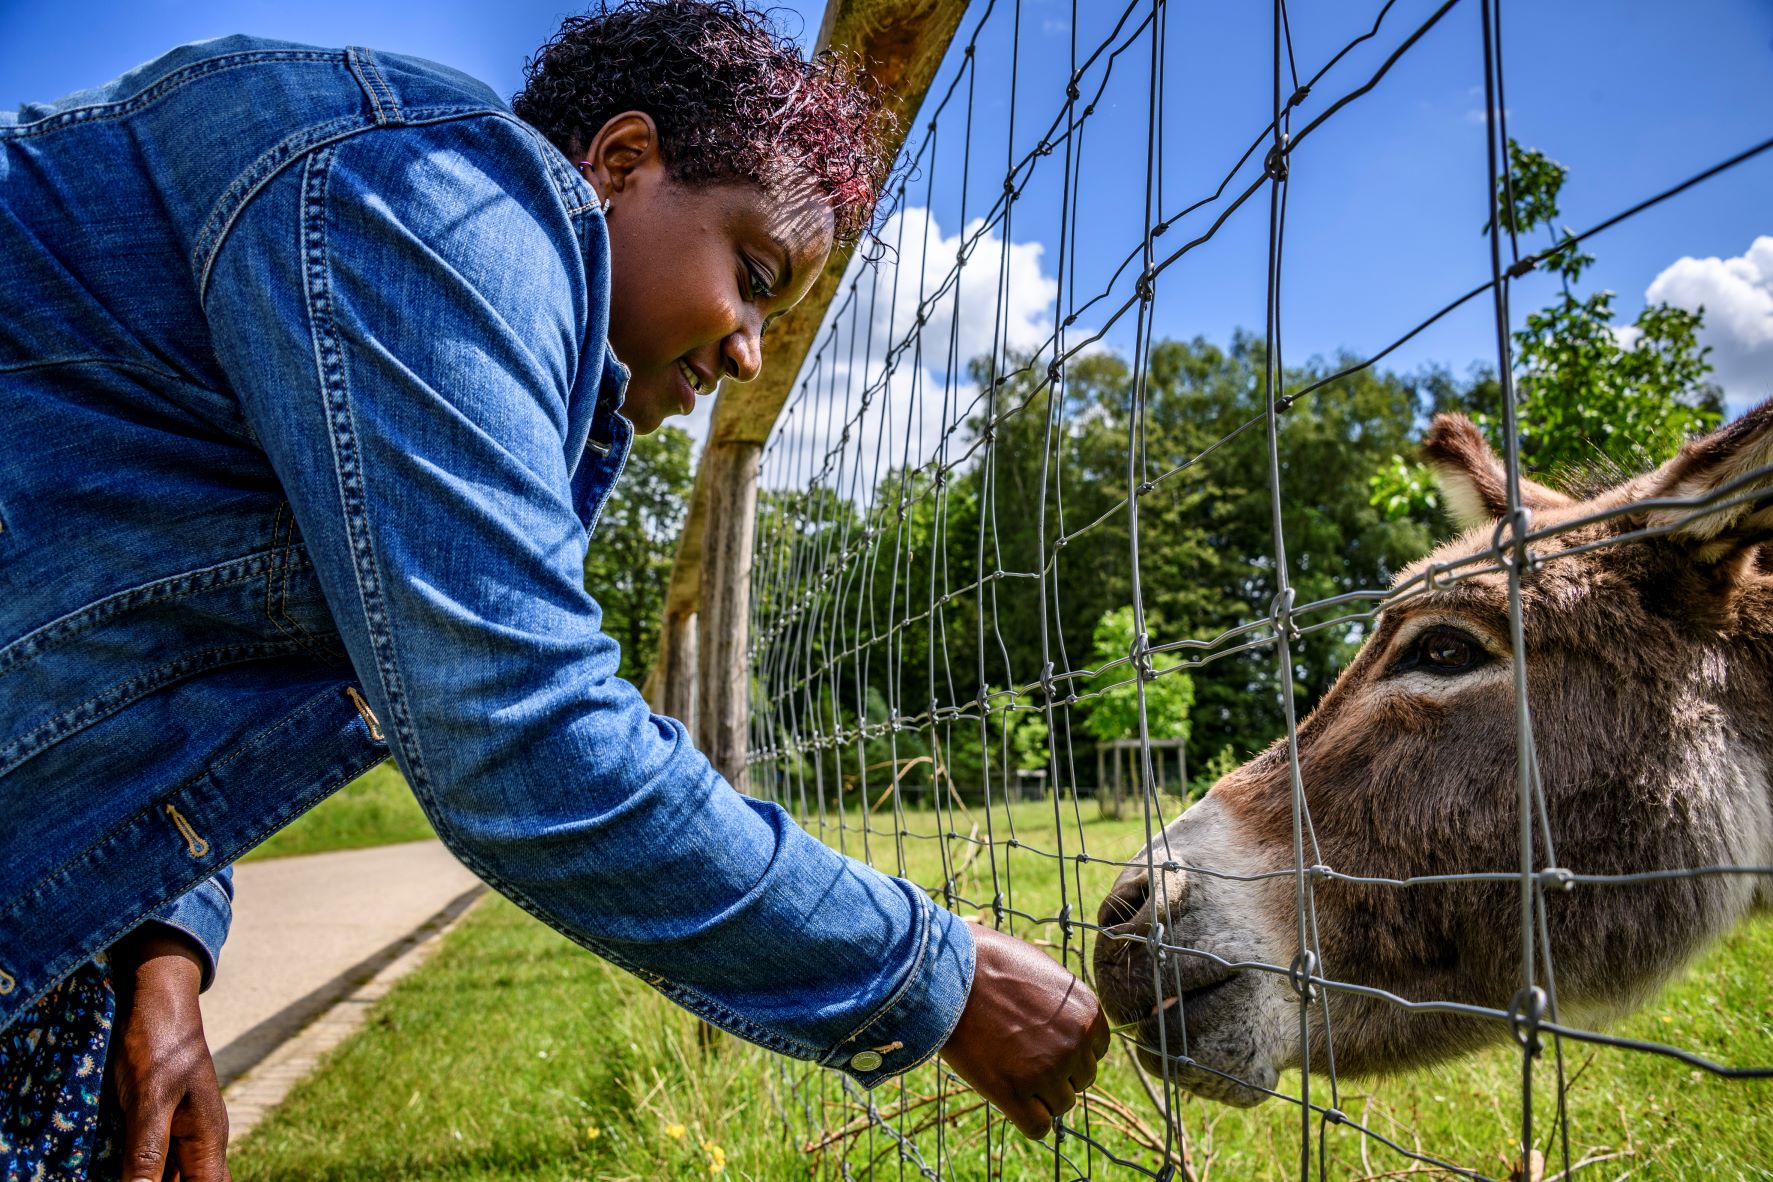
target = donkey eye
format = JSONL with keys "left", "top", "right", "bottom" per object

{"left": 1395, "top": 627, "right": 1487, "bottom": 676}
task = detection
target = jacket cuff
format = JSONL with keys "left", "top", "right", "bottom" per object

{"left": 143, "top": 869, "right": 234, "bottom": 992}
{"left": 820, "top": 893, "right": 976, "bottom": 1087}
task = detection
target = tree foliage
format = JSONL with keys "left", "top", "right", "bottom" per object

{"left": 1496, "top": 141, "right": 1722, "bottom": 476}
{"left": 1081, "top": 606, "right": 1193, "bottom": 744}
{"left": 582, "top": 425, "right": 695, "bottom": 684}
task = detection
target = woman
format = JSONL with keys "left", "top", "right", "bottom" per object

{"left": 0, "top": 3, "right": 1108, "bottom": 1176}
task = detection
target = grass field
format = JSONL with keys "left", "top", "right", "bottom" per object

{"left": 230, "top": 798, "right": 1773, "bottom": 1181}
{"left": 240, "top": 762, "right": 435, "bottom": 861}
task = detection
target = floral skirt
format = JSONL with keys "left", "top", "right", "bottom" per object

{"left": 0, "top": 960, "right": 119, "bottom": 1181}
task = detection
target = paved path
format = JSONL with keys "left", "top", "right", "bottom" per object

{"left": 205, "top": 841, "right": 483, "bottom": 1091}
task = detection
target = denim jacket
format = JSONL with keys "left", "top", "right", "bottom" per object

{"left": 0, "top": 36, "right": 972, "bottom": 1083}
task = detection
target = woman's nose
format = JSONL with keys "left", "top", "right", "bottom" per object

{"left": 722, "top": 317, "right": 764, "bottom": 384}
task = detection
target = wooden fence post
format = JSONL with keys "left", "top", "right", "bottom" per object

{"left": 646, "top": 606, "right": 698, "bottom": 737}
{"left": 649, "top": 0, "right": 970, "bottom": 788}
{"left": 695, "top": 442, "right": 762, "bottom": 792}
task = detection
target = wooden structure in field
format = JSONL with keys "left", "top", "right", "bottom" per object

{"left": 643, "top": 0, "right": 969, "bottom": 790}
{"left": 1095, "top": 739, "right": 1188, "bottom": 819}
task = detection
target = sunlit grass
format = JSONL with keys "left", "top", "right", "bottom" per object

{"left": 230, "top": 797, "right": 1773, "bottom": 1180}
{"left": 240, "top": 762, "right": 434, "bottom": 862}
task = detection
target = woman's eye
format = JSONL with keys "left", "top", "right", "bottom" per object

{"left": 1396, "top": 628, "right": 1486, "bottom": 675}
{"left": 745, "top": 260, "right": 774, "bottom": 301}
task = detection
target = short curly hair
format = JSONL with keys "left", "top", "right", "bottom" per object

{"left": 512, "top": 1, "right": 897, "bottom": 245}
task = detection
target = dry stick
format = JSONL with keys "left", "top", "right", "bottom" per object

{"left": 1124, "top": 1044, "right": 1202, "bottom": 1181}
{"left": 1094, "top": 1061, "right": 1200, "bottom": 1181}
{"left": 1541, "top": 1148, "right": 1634, "bottom": 1182}
{"left": 803, "top": 1094, "right": 989, "bottom": 1153}
{"left": 1085, "top": 1090, "right": 1187, "bottom": 1162}
{"left": 943, "top": 822, "right": 985, "bottom": 895}
{"left": 870, "top": 755, "right": 935, "bottom": 812}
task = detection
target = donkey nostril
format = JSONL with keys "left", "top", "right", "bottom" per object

{"left": 1099, "top": 873, "right": 1151, "bottom": 930}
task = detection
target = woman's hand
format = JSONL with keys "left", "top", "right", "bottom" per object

{"left": 109, "top": 926, "right": 232, "bottom": 1182}
{"left": 938, "top": 923, "right": 1112, "bottom": 1139}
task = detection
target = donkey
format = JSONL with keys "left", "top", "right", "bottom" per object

{"left": 1093, "top": 406, "right": 1773, "bottom": 1106}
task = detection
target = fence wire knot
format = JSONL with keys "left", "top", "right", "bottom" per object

{"left": 1270, "top": 586, "right": 1299, "bottom": 641}
{"left": 1491, "top": 506, "right": 1534, "bottom": 571}
{"left": 1288, "top": 950, "right": 1320, "bottom": 1001}
{"left": 1128, "top": 631, "right": 1154, "bottom": 681}
{"left": 1264, "top": 133, "right": 1292, "bottom": 181}
{"left": 1509, "top": 986, "right": 1549, "bottom": 1055}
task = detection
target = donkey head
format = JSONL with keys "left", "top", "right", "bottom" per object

{"left": 1093, "top": 404, "right": 1773, "bottom": 1106}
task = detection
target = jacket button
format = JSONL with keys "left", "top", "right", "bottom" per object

{"left": 849, "top": 1050, "right": 883, "bottom": 1071}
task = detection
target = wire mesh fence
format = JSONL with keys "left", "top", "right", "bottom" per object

{"left": 743, "top": 0, "right": 1773, "bottom": 1176}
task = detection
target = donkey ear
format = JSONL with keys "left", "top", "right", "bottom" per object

{"left": 1421, "top": 414, "right": 1575, "bottom": 530}
{"left": 1640, "top": 400, "right": 1773, "bottom": 558}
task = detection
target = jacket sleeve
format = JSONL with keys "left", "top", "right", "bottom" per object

{"left": 143, "top": 868, "right": 234, "bottom": 991}
{"left": 200, "top": 116, "right": 972, "bottom": 1085}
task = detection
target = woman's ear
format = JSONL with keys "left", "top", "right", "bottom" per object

{"left": 580, "top": 111, "right": 661, "bottom": 199}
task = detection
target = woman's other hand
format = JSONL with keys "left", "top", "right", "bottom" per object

{"left": 937, "top": 923, "right": 1112, "bottom": 1139}
{"left": 110, "top": 926, "right": 232, "bottom": 1182}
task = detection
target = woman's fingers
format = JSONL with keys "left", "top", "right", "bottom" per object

{"left": 936, "top": 924, "right": 1110, "bottom": 1140}
{"left": 110, "top": 926, "right": 231, "bottom": 1182}
{"left": 118, "top": 1082, "right": 176, "bottom": 1182}
{"left": 167, "top": 1067, "right": 233, "bottom": 1182}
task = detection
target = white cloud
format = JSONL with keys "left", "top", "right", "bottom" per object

{"left": 752, "top": 207, "right": 1062, "bottom": 492}
{"left": 860, "top": 206, "right": 1061, "bottom": 376}
{"left": 669, "top": 207, "right": 1060, "bottom": 470}
{"left": 1642, "top": 235, "right": 1773, "bottom": 408}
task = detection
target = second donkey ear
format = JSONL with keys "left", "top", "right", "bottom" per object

{"left": 1639, "top": 399, "right": 1773, "bottom": 561}
{"left": 1421, "top": 414, "right": 1575, "bottom": 530}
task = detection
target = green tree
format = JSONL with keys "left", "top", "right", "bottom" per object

{"left": 582, "top": 425, "right": 694, "bottom": 684}
{"left": 1081, "top": 606, "right": 1193, "bottom": 743}
{"left": 1494, "top": 141, "right": 1722, "bottom": 476}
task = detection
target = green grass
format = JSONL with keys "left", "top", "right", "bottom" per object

{"left": 240, "top": 762, "right": 435, "bottom": 861}
{"left": 230, "top": 798, "right": 1773, "bottom": 1180}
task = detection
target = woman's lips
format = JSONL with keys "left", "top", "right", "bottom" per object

{"left": 674, "top": 360, "right": 698, "bottom": 416}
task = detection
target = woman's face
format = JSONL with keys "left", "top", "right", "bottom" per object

{"left": 581, "top": 114, "right": 835, "bottom": 434}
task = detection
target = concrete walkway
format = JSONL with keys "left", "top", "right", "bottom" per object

{"left": 204, "top": 841, "right": 484, "bottom": 1131}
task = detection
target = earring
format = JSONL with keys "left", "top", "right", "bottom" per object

{"left": 575, "top": 160, "right": 613, "bottom": 215}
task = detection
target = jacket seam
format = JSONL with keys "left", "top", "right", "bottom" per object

{"left": 344, "top": 47, "right": 402, "bottom": 125}
{"left": 192, "top": 105, "right": 508, "bottom": 304}
{"left": 261, "top": 504, "right": 338, "bottom": 663}
{"left": 0, "top": 356, "right": 199, "bottom": 389}
{"left": 0, "top": 550, "right": 288, "bottom": 678}
{"left": 298, "top": 143, "right": 435, "bottom": 800}
{"left": 7, "top": 679, "right": 367, "bottom": 915}
{"left": 0, "top": 640, "right": 304, "bottom": 778}
{"left": 0, "top": 51, "right": 344, "bottom": 141}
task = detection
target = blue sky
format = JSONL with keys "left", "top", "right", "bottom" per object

{"left": 7, "top": 0, "right": 1769, "bottom": 443}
